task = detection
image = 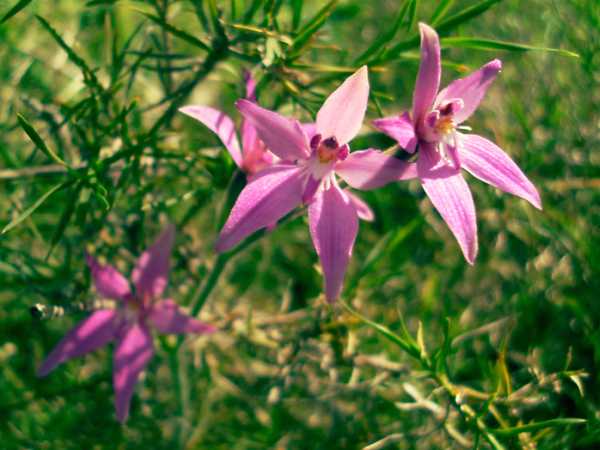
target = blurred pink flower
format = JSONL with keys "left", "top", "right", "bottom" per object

{"left": 37, "top": 225, "right": 216, "bottom": 423}
{"left": 215, "top": 67, "right": 415, "bottom": 301}
{"left": 373, "top": 23, "right": 541, "bottom": 264}
{"left": 180, "top": 72, "right": 275, "bottom": 175}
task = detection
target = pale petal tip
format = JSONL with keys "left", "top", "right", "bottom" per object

{"left": 418, "top": 22, "right": 437, "bottom": 37}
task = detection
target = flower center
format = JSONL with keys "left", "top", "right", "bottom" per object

{"left": 421, "top": 98, "right": 464, "bottom": 144}
{"left": 311, "top": 134, "right": 349, "bottom": 165}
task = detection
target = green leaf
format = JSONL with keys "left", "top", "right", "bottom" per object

{"left": 0, "top": 0, "right": 33, "bottom": 25}
{"left": 430, "top": 0, "right": 454, "bottom": 25}
{"left": 378, "top": 0, "right": 501, "bottom": 63}
{"left": 342, "top": 302, "right": 421, "bottom": 359}
{"left": 405, "top": 0, "right": 419, "bottom": 31}
{"left": 435, "top": 0, "right": 501, "bottom": 35}
{"left": 354, "top": 0, "right": 412, "bottom": 65}
{"left": 491, "top": 418, "right": 586, "bottom": 436}
{"left": 143, "top": 13, "right": 210, "bottom": 51}
{"left": 442, "top": 37, "right": 580, "bottom": 58}
{"left": 2, "top": 182, "right": 68, "bottom": 234}
{"left": 46, "top": 183, "right": 82, "bottom": 259}
{"left": 17, "top": 114, "right": 68, "bottom": 167}
{"left": 289, "top": 0, "right": 338, "bottom": 57}
{"left": 35, "top": 15, "right": 102, "bottom": 91}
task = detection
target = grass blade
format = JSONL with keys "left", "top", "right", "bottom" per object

{"left": 143, "top": 13, "right": 210, "bottom": 51}
{"left": 442, "top": 37, "right": 580, "bottom": 58}
{"left": 35, "top": 15, "right": 102, "bottom": 91}
{"left": 289, "top": 0, "right": 338, "bottom": 58}
{"left": 17, "top": 114, "right": 68, "bottom": 167}
{"left": 2, "top": 182, "right": 69, "bottom": 234}
{"left": 435, "top": 0, "right": 501, "bottom": 35}
{"left": 430, "top": 0, "right": 454, "bottom": 25}
{"left": 491, "top": 418, "right": 587, "bottom": 436}
{"left": 0, "top": 0, "right": 33, "bottom": 25}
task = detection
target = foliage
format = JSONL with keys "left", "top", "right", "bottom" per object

{"left": 0, "top": 0, "right": 598, "bottom": 448}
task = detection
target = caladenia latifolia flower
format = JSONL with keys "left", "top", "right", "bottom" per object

{"left": 179, "top": 72, "right": 275, "bottom": 176}
{"left": 215, "top": 66, "right": 415, "bottom": 301}
{"left": 373, "top": 23, "right": 542, "bottom": 264}
{"left": 37, "top": 225, "right": 216, "bottom": 423}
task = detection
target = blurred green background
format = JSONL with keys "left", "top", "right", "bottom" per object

{"left": 0, "top": 0, "right": 599, "bottom": 448}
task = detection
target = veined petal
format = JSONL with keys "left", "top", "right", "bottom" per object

{"left": 149, "top": 299, "right": 217, "bottom": 335}
{"left": 308, "top": 184, "right": 359, "bottom": 302}
{"left": 216, "top": 164, "right": 306, "bottom": 252}
{"left": 132, "top": 224, "right": 175, "bottom": 299}
{"left": 113, "top": 323, "right": 154, "bottom": 423}
{"left": 335, "top": 149, "right": 418, "bottom": 190}
{"left": 436, "top": 59, "right": 502, "bottom": 124}
{"left": 316, "top": 66, "right": 369, "bottom": 145}
{"left": 236, "top": 100, "right": 310, "bottom": 161}
{"left": 38, "top": 310, "right": 118, "bottom": 377}
{"left": 413, "top": 23, "right": 441, "bottom": 122}
{"left": 179, "top": 106, "right": 243, "bottom": 168}
{"left": 301, "top": 123, "right": 318, "bottom": 140}
{"left": 345, "top": 190, "right": 374, "bottom": 222}
{"left": 418, "top": 144, "right": 478, "bottom": 264}
{"left": 459, "top": 134, "right": 541, "bottom": 209}
{"left": 86, "top": 255, "right": 131, "bottom": 301}
{"left": 372, "top": 112, "right": 417, "bottom": 152}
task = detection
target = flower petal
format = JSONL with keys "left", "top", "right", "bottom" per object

{"left": 113, "top": 323, "right": 154, "bottom": 423}
{"left": 345, "top": 190, "right": 374, "bottom": 222}
{"left": 179, "top": 106, "right": 243, "bottom": 168}
{"left": 372, "top": 112, "right": 418, "bottom": 152}
{"left": 418, "top": 144, "right": 478, "bottom": 264}
{"left": 149, "top": 299, "right": 217, "bottom": 335}
{"left": 335, "top": 149, "right": 418, "bottom": 190}
{"left": 38, "top": 310, "right": 118, "bottom": 377}
{"left": 308, "top": 184, "right": 359, "bottom": 302}
{"left": 132, "top": 224, "right": 175, "bottom": 299}
{"left": 459, "top": 134, "right": 541, "bottom": 209}
{"left": 316, "top": 66, "right": 369, "bottom": 145}
{"left": 216, "top": 164, "right": 306, "bottom": 252}
{"left": 236, "top": 99, "right": 310, "bottom": 161}
{"left": 86, "top": 255, "right": 131, "bottom": 301}
{"left": 436, "top": 59, "right": 502, "bottom": 124}
{"left": 413, "top": 23, "right": 441, "bottom": 122}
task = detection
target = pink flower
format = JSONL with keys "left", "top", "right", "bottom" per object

{"left": 37, "top": 225, "right": 216, "bottom": 423}
{"left": 215, "top": 67, "right": 415, "bottom": 301}
{"left": 373, "top": 23, "right": 542, "bottom": 264}
{"left": 179, "top": 72, "right": 275, "bottom": 175}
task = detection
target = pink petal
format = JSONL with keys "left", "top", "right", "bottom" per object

{"left": 301, "top": 122, "right": 318, "bottom": 140}
{"left": 113, "top": 323, "right": 154, "bottom": 423}
{"left": 413, "top": 23, "right": 441, "bottom": 122}
{"left": 459, "top": 134, "right": 541, "bottom": 209}
{"left": 38, "top": 310, "right": 118, "bottom": 377}
{"left": 308, "top": 184, "right": 359, "bottom": 302}
{"left": 418, "top": 144, "right": 478, "bottom": 264}
{"left": 316, "top": 66, "right": 369, "bottom": 145}
{"left": 372, "top": 112, "right": 418, "bottom": 152}
{"left": 345, "top": 190, "right": 374, "bottom": 222}
{"left": 149, "top": 299, "right": 217, "bottom": 335}
{"left": 132, "top": 224, "right": 175, "bottom": 299}
{"left": 216, "top": 164, "right": 306, "bottom": 252}
{"left": 236, "top": 99, "right": 310, "bottom": 161}
{"left": 179, "top": 106, "right": 243, "bottom": 168}
{"left": 436, "top": 59, "right": 502, "bottom": 124}
{"left": 335, "top": 149, "right": 418, "bottom": 190}
{"left": 86, "top": 255, "right": 131, "bottom": 301}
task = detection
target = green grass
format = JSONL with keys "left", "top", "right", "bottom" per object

{"left": 0, "top": 0, "right": 599, "bottom": 448}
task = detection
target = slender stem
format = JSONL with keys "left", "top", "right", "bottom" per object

{"left": 189, "top": 252, "right": 229, "bottom": 317}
